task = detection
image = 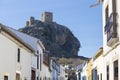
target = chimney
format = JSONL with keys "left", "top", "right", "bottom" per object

{"left": 41, "top": 12, "right": 53, "bottom": 22}
{"left": 29, "top": 16, "right": 35, "bottom": 25}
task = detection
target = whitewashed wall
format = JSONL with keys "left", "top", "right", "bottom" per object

{"left": 102, "top": 45, "right": 120, "bottom": 80}
{"left": 93, "top": 54, "right": 103, "bottom": 80}
{"left": 81, "top": 62, "right": 88, "bottom": 80}
{"left": 0, "top": 33, "right": 17, "bottom": 80}
{"left": 102, "top": 0, "right": 120, "bottom": 80}
{"left": 0, "top": 33, "right": 32, "bottom": 80}
{"left": 37, "top": 43, "right": 44, "bottom": 79}
{"left": 59, "top": 65, "right": 66, "bottom": 80}
{"left": 42, "top": 64, "right": 51, "bottom": 80}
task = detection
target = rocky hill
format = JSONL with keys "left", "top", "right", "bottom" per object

{"left": 19, "top": 12, "right": 81, "bottom": 58}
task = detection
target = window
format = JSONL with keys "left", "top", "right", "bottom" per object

{"left": 31, "top": 70, "right": 36, "bottom": 80}
{"left": 105, "top": 0, "right": 118, "bottom": 46}
{"left": 16, "top": 73, "right": 20, "bottom": 80}
{"left": 37, "top": 50, "right": 39, "bottom": 54}
{"left": 40, "top": 77, "right": 42, "bottom": 80}
{"left": 37, "top": 50, "right": 39, "bottom": 69}
{"left": 37, "top": 77, "right": 39, "bottom": 80}
{"left": 92, "top": 69, "right": 93, "bottom": 80}
{"left": 45, "top": 77, "right": 47, "bottom": 80}
{"left": 95, "top": 69, "right": 98, "bottom": 80}
{"left": 4, "top": 76, "right": 8, "bottom": 80}
{"left": 98, "top": 75, "right": 99, "bottom": 80}
{"left": 107, "top": 65, "right": 109, "bottom": 80}
{"left": 107, "top": 26, "right": 113, "bottom": 41}
{"left": 24, "top": 77, "right": 27, "bottom": 80}
{"left": 17, "top": 48, "right": 20, "bottom": 62}
{"left": 65, "top": 75, "right": 67, "bottom": 78}
{"left": 114, "top": 60, "right": 118, "bottom": 80}
{"left": 40, "top": 54, "right": 42, "bottom": 71}
{"left": 100, "top": 73, "right": 102, "bottom": 80}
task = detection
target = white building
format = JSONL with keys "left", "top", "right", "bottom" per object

{"left": 102, "top": 0, "right": 120, "bottom": 80}
{"left": 0, "top": 24, "right": 34, "bottom": 80}
{"left": 50, "top": 58, "right": 60, "bottom": 80}
{"left": 42, "top": 62, "right": 51, "bottom": 80}
{"left": 76, "top": 64, "right": 83, "bottom": 80}
{"left": 92, "top": 47, "right": 103, "bottom": 80}
{"left": 0, "top": 23, "right": 46, "bottom": 80}
{"left": 59, "top": 65, "right": 66, "bottom": 80}
{"left": 42, "top": 53, "right": 51, "bottom": 80}
{"left": 80, "top": 61, "right": 88, "bottom": 80}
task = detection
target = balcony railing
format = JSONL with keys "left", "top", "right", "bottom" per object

{"left": 104, "top": 13, "right": 113, "bottom": 32}
{"left": 104, "top": 12, "right": 118, "bottom": 46}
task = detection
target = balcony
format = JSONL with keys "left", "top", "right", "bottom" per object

{"left": 104, "top": 13, "right": 118, "bottom": 46}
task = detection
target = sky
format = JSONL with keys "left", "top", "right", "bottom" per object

{"left": 0, "top": 0, "right": 103, "bottom": 58}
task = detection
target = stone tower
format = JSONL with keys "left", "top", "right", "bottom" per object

{"left": 41, "top": 12, "right": 53, "bottom": 22}
{"left": 29, "top": 16, "right": 35, "bottom": 25}
{"left": 26, "top": 16, "right": 35, "bottom": 26}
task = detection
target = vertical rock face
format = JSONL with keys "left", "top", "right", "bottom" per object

{"left": 19, "top": 12, "right": 80, "bottom": 57}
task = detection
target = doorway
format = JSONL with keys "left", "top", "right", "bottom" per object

{"left": 16, "top": 73, "right": 20, "bottom": 80}
{"left": 31, "top": 70, "right": 36, "bottom": 80}
{"left": 114, "top": 60, "right": 118, "bottom": 80}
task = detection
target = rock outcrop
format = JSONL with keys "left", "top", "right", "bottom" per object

{"left": 19, "top": 12, "right": 80, "bottom": 57}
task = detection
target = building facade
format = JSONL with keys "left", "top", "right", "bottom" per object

{"left": 92, "top": 48, "right": 103, "bottom": 80}
{"left": 87, "top": 58, "right": 93, "bottom": 80}
{"left": 0, "top": 24, "right": 47, "bottom": 80}
{"left": 80, "top": 61, "right": 88, "bottom": 80}
{"left": 59, "top": 65, "right": 66, "bottom": 80}
{"left": 0, "top": 24, "right": 34, "bottom": 80}
{"left": 50, "top": 59, "right": 60, "bottom": 80}
{"left": 102, "top": 0, "right": 120, "bottom": 80}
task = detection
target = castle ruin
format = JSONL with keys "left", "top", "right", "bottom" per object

{"left": 41, "top": 12, "right": 53, "bottom": 22}
{"left": 26, "top": 12, "right": 53, "bottom": 26}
